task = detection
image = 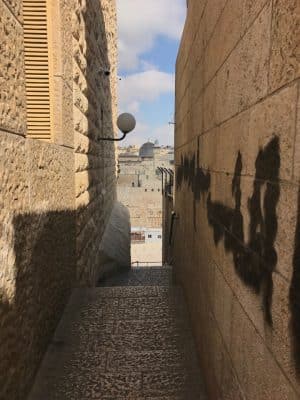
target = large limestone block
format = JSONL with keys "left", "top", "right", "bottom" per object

{"left": 0, "top": 1, "right": 26, "bottom": 135}
{"left": 206, "top": 83, "right": 297, "bottom": 181}
{"left": 242, "top": 0, "right": 268, "bottom": 30}
{"left": 26, "top": 139, "right": 75, "bottom": 211}
{"left": 202, "top": 0, "right": 227, "bottom": 49}
{"left": 203, "top": 78, "right": 217, "bottom": 132}
{"left": 247, "top": 83, "right": 297, "bottom": 181}
{"left": 0, "top": 131, "right": 28, "bottom": 304}
{"left": 98, "top": 201, "right": 131, "bottom": 279}
{"left": 270, "top": 0, "right": 300, "bottom": 92}
{"left": 204, "top": 0, "right": 244, "bottom": 85}
{"left": 3, "top": 0, "right": 22, "bottom": 21}
{"left": 216, "top": 2, "right": 271, "bottom": 124}
{"left": 230, "top": 296, "right": 299, "bottom": 400}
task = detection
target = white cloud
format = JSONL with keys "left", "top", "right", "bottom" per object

{"left": 126, "top": 100, "right": 140, "bottom": 114}
{"left": 140, "top": 60, "right": 158, "bottom": 71}
{"left": 117, "top": 0, "right": 186, "bottom": 71}
{"left": 116, "top": 0, "right": 185, "bottom": 145}
{"left": 119, "top": 70, "right": 175, "bottom": 112}
{"left": 153, "top": 124, "right": 174, "bottom": 145}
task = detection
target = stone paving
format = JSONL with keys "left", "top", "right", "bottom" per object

{"left": 28, "top": 267, "right": 207, "bottom": 399}
{"left": 98, "top": 266, "right": 174, "bottom": 287}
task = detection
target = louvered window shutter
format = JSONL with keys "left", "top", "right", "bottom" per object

{"left": 23, "top": 1, "right": 52, "bottom": 140}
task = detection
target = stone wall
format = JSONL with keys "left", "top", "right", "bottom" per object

{"left": 0, "top": 135, "right": 76, "bottom": 400}
{"left": 118, "top": 187, "right": 162, "bottom": 228}
{"left": 0, "top": 2, "right": 75, "bottom": 398}
{"left": 73, "top": 0, "right": 117, "bottom": 285}
{"left": 175, "top": 1, "right": 300, "bottom": 398}
{"left": 119, "top": 159, "right": 162, "bottom": 189}
{"left": 131, "top": 242, "right": 162, "bottom": 265}
{"left": 0, "top": 0, "right": 117, "bottom": 398}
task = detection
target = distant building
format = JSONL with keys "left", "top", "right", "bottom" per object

{"left": 118, "top": 141, "right": 174, "bottom": 191}
{"left": 118, "top": 142, "right": 174, "bottom": 265}
{"left": 131, "top": 227, "right": 162, "bottom": 243}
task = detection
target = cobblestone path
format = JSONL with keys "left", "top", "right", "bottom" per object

{"left": 29, "top": 267, "right": 207, "bottom": 399}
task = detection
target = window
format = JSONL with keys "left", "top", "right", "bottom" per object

{"left": 23, "top": 0, "right": 53, "bottom": 139}
{"left": 132, "top": 182, "right": 135, "bottom": 187}
{"left": 145, "top": 189, "right": 147, "bottom": 192}
{"left": 131, "top": 232, "right": 145, "bottom": 243}
{"left": 148, "top": 234, "right": 152, "bottom": 238}
{"left": 158, "top": 235, "right": 162, "bottom": 239}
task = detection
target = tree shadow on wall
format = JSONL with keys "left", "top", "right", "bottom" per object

{"left": 207, "top": 137, "right": 280, "bottom": 326}
{"left": 176, "top": 136, "right": 281, "bottom": 326}
{"left": 0, "top": 1, "right": 118, "bottom": 399}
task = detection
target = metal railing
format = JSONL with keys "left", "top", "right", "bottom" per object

{"left": 157, "top": 167, "right": 174, "bottom": 196}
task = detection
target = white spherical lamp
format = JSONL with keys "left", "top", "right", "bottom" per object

{"left": 117, "top": 113, "right": 136, "bottom": 135}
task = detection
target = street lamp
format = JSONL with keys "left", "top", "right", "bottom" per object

{"left": 98, "top": 113, "right": 136, "bottom": 141}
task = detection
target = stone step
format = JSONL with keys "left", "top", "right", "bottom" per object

{"left": 28, "top": 272, "right": 207, "bottom": 400}
{"left": 98, "top": 266, "right": 174, "bottom": 287}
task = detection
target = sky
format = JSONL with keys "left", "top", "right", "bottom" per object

{"left": 116, "top": 0, "right": 186, "bottom": 146}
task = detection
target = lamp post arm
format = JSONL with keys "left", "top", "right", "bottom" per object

{"left": 98, "top": 132, "right": 127, "bottom": 141}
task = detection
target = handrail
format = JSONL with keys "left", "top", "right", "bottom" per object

{"left": 169, "top": 211, "right": 178, "bottom": 245}
{"left": 131, "top": 261, "right": 162, "bottom": 266}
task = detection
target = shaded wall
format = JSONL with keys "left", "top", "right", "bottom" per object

{"left": 162, "top": 181, "right": 174, "bottom": 265}
{"left": 0, "top": 135, "right": 76, "bottom": 400}
{"left": 73, "top": 0, "right": 118, "bottom": 285}
{"left": 174, "top": 1, "right": 300, "bottom": 398}
{"left": 0, "top": 0, "right": 117, "bottom": 398}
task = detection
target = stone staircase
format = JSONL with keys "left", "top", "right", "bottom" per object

{"left": 28, "top": 267, "right": 207, "bottom": 399}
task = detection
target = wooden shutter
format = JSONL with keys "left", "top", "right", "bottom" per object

{"left": 23, "top": 1, "right": 52, "bottom": 140}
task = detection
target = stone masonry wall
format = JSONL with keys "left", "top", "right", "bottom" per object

{"left": 175, "top": 1, "right": 300, "bottom": 399}
{"left": 0, "top": 1, "right": 75, "bottom": 399}
{"left": 73, "top": 0, "right": 117, "bottom": 285}
{"left": 118, "top": 187, "right": 162, "bottom": 228}
{"left": 0, "top": 0, "right": 117, "bottom": 398}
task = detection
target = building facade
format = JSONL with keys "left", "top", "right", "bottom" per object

{"left": 174, "top": 1, "right": 300, "bottom": 399}
{"left": 0, "top": 1, "right": 118, "bottom": 398}
{"left": 118, "top": 142, "right": 174, "bottom": 265}
{"left": 118, "top": 142, "right": 174, "bottom": 228}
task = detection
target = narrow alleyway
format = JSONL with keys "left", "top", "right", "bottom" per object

{"left": 28, "top": 267, "right": 207, "bottom": 399}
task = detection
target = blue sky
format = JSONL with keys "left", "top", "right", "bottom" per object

{"left": 117, "top": 0, "right": 186, "bottom": 146}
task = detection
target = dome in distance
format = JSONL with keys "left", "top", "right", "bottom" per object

{"left": 139, "top": 142, "right": 154, "bottom": 158}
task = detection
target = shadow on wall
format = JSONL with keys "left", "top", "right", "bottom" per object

{"left": 75, "top": 0, "right": 117, "bottom": 285}
{"left": 176, "top": 134, "right": 300, "bottom": 378}
{"left": 176, "top": 136, "right": 280, "bottom": 326}
{"left": 176, "top": 136, "right": 211, "bottom": 231}
{"left": 207, "top": 137, "right": 280, "bottom": 326}
{"left": 290, "top": 190, "right": 300, "bottom": 377}
{"left": 0, "top": 1, "right": 117, "bottom": 399}
{"left": 0, "top": 211, "right": 76, "bottom": 398}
